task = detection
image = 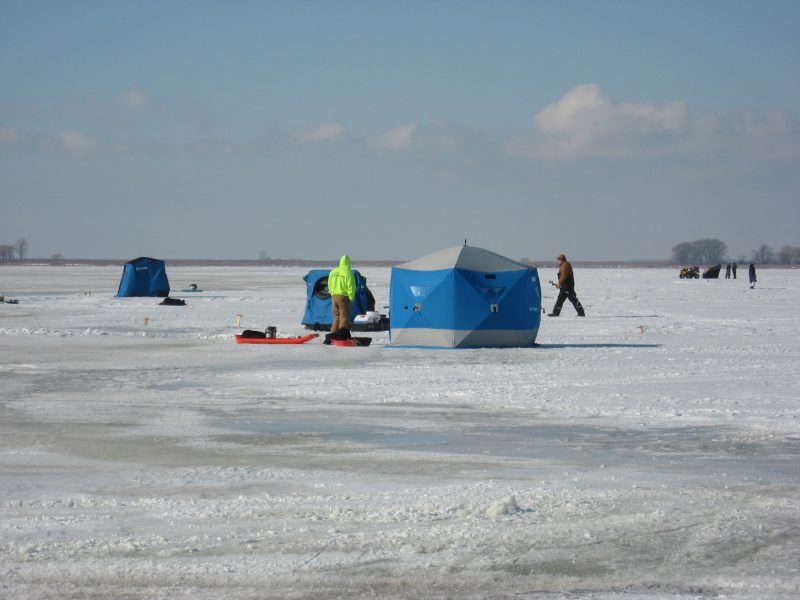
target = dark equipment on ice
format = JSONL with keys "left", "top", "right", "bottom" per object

{"left": 159, "top": 297, "right": 186, "bottom": 306}
{"left": 240, "top": 329, "right": 267, "bottom": 339}
{"left": 679, "top": 266, "right": 700, "bottom": 279}
{"left": 702, "top": 265, "right": 722, "bottom": 279}
{"left": 239, "top": 326, "right": 278, "bottom": 339}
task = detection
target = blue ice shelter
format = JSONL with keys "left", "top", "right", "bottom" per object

{"left": 116, "top": 257, "right": 171, "bottom": 297}
{"left": 301, "top": 269, "right": 373, "bottom": 330}
{"left": 389, "top": 245, "right": 541, "bottom": 348}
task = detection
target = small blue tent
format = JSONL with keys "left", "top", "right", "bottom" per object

{"left": 389, "top": 245, "right": 541, "bottom": 348}
{"left": 302, "top": 269, "right": 373, "bottom": 330}
{"left": 116, "top": 257, "right": 170, "bottom": 297}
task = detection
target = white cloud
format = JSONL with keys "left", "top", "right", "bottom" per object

{"left": 368, "top": 123, "right": 418, "bottom": 150}
{"left": 293, "top": 122, "right": 346, "bottom": 144}
{"left": 116, "top": 86, "right": 151, "bottom": 113}
{"left": 529, "top": 84, "right": 688, "bottom": 157}
{"left": 506, "top": 86, "right": 799, "bottom": 162}
{"left": 58, "top": 130, "right": 101, "bottom": 157}
{"left": 1, "top": 127, "right": 105, "bottom": 157}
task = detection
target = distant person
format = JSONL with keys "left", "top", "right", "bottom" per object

{"left": 732, "top": 262, "right": 737, "bottom": 279}
{"left": 548, "top": 254, "right": 585, "bottom": 317}
{"left": 749, "top": 263, "right": 757, "bottom": 289}
{"left": 725, "top": 264, "right": 731, "bottom": 279}
{"left": 328, "top": 254, "right": 356, "bottom": 333}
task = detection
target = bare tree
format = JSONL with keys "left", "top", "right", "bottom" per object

{"left": 0, "top": 245, "right": 15, "bottom": 262}
{"left": 776, "top": 246, "right": 800, "bottom": 265}
{"left": 694, "top": 238, "right": 727, "bottom": 264}
{"left": 671, "top": 242, "right": 694, "bottom": 264}
{"left": 751, "top": 244, "right": 775, "bottom": 264}
{"left": 14, "top": 239, "right": 27, "bottom": 260}
{"left": 671, "top": 238, "right": 727, "bottom": 264}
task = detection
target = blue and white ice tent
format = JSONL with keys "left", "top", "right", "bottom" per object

{"left": 116, "top": 257, "right": 171, "bottom": 297}
{"left": 389, "top": 245, "right": 541, "bottom": 348}
{"left": 301, "top": 269, "right": 372, "bottom": 329}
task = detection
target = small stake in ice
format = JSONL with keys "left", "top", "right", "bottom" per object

{"left": 638, "top": 324, "right": 646, "bottom": 334}
{"left": 235, "top": 314, "right": 242, "bottom": 328}
{"left": 144, "top": 316, "right": 150, "bottom": 326}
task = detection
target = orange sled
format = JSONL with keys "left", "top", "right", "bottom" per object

{"left": 235, "top": 333, "right": 319, "bottom": 344}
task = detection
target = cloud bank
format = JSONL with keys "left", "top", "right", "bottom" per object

{"left": 507, "top": 84, "right": 798, "bottom": 161}
{"left": 2, "top": 85, "right": 796, "bottom": 164}
{"left": 293, "top": 122, "right": 346, "bottom": 144}
{"left": 531, "top": 84, "right": 687, "bottom": 157}
{"left": 368, "top": 124, "right": 418, "bottom": 150}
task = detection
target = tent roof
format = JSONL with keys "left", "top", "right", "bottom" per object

{"left": 396, "top": 245, "right": 529, "bottom": 273}
{"left": 126, "top": 256, "right": 162, "bottom": 265}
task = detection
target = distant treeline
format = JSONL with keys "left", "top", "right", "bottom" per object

{"left": 671, "top": 239, "right": 800, "bottom": 265}
{"left": 0, "top": 239, "right": 27, "bottom": 262}
{"left": 4, "top": 236, "right": 799, "bottom": 266}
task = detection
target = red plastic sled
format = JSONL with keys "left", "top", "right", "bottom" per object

{"left": 235, "top": 333, "right": 319, "bottom": 345}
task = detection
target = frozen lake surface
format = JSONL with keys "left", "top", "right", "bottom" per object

{"left": 1, "top": 265, "right": 799, "bottom": 599}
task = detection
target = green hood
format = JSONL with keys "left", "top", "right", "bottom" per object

{"left": 328, "top": 255, "right": 356, "bottom": 300}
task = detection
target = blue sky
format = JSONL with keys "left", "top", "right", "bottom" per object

{"left": 2, "top": 0, "right": 799, "bottom": 261}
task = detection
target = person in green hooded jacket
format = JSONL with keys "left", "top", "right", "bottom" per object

{"left": 328, "top": 254, "right": 356, "bottom": 333}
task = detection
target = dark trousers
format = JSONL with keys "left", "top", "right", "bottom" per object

{"left": 552, "top": 289, "right": 585, "bottom": 316}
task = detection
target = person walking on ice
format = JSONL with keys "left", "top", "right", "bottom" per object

{"left": 749, "top": 263, "right": 757, "bottom": 289}
{"left": 548, "top": 254, "right": 585, "bottom": 317}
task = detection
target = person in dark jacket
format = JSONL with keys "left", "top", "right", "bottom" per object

{"left": 548, "top": 254, "right": 585, "bottom": 317}
{"left": 749, "top": 263, "right": 757, "bottom": 289}
{"left": 732, "top": 262, "right": 737, "bottom": 279}
{"left": 725, "top": 264, "right": 731, "bottom": 279}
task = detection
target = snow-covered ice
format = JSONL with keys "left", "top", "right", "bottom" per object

{"left": 1, "top": 265, "right": 799, "bottom": 599}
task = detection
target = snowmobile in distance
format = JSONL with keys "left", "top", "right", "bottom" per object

{"left": 679, "top": 266, "right": 700, "bottom": 279}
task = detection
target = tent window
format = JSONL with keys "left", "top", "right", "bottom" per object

{"left": 490, "top": 304, "right": 499, "bottom": 313}
{"left": 313, "top": 276, "right": 330, "bottom": 300}
{"left": 410, "top": 285, "right": 430, "bottom": 298}
{"left": 484, "top": 274, "right": 496, "bottom": 279}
